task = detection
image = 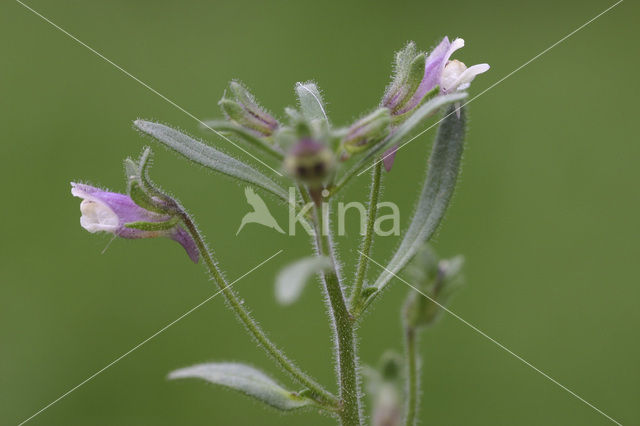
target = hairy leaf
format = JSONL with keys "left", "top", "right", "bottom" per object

{"left": 168, "top": 363, "right": 313, "bottom": 411}
{"left": 275, "top": 256, "right": 331, "bottom": 305}
{"left": 134, "top": 120, "right": 288, "bottom": 200}
{"left": 370, "top": 106, "right": 466, "bottom": 298}
{"left": 200, "top": 120, "right": 284, "bottom": 161}
{"left": 295, "top": 82, "right": 328, "bottom": 123}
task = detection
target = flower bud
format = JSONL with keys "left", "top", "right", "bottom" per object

{"left": 71, "top": 182, "right": 199, "bottom": 263}
{"left": 403, "top": 245, "right": 464, "bottom": 329}
{"left": 219, "top": 81, "right": 279, "bottom": 137}
{"left": 284, "top": 139, "right": 334, "bottom": 185}
{"left": 364, "top": 352, "right": 404, "bottom": 426}
{"left": 343, "top": 108, "right": 391, "bottom": 154}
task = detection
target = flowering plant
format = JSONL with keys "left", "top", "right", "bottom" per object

{"left": 72, "top": 36, "right": 488, "bottom": 425}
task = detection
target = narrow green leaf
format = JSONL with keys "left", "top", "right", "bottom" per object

{"left": 275, "top": 256, "right": 331, "bottom": 305}
{"left": 295, "top": 82, "right": 328, "bottom": 123}
{"left": 200, "top": 120, "right": 284, "bottom": 160}
{"left": 370, "top": 106, "right": 466, "bottom": 297}
{"left": 168, "top": 363, "right": 313, "bottom": 411}
{"left": 134, "top": 120, "right": 288, "bottom": 201}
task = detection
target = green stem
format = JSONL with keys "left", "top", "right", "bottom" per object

{"left": 404, "top": 325, "right": 419, "bottom": 426}
{"left": 349, "top": 161, "right": 382, "bottom": 312}
{"left": 314, "top": 202, "right": 362, "bottom": 425}
{"left": 179, "top": 212, "right": 338, "bottom": 408}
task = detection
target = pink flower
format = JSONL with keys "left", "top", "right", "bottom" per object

{"left": 397, "top": 37, "right": 489, "bottom": 114}
{"left": 71, "top": 183, "right": 199, "bottom": 263}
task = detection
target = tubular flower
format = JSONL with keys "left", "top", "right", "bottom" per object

{"left": 398, "top": 37, "right": 489, "bottom": 114}
{"left": 383, "top": 37, "right": 489, "bottom": 171}
{"left": 71, "top": 182, "right": 199, "bottom": 263}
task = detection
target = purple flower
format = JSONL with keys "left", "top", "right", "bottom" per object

{"left": 397, "top": 37, "right": 489, "bottom": 114}
{"left": 383, "top": 37, "right": 489, "bottom": 172}
{"left": 71, "top": 183, "right": 199, "bottom": 263}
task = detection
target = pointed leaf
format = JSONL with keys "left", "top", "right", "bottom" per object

{"left": 168, "top": 363, "right": 313, "bottom": 411}
{"left": 295, "top": 82, "right": 328, "bottom": 123}
{"left": 369, "top": 106, "right": 466, "bottom": 301}
{"left": 275, "top": 256, "right": 331, "bottom": 305}
{"left": 200, "top": 120, "right": 284, "bottom": 160}
{"left": 134, "top": 120, "right": 288, "bottom": 201}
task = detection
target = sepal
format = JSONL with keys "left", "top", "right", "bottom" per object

{"left": 124, "top": 216, "right": 180, "bottom": 231}
{"left": 382, "top": 42, "right": 420, "bottom": 109}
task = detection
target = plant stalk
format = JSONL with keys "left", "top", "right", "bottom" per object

{"left": 313, "top": 201, "right": 363, "bottom": 425}
{"left": 349, "top": 161, "right": 382, "bottom": 313}
{"left": 179, "top": 212, "right": 338, "bottom": 408}
{"left": 404, "top": 325, "right": 419, "bottom": 426}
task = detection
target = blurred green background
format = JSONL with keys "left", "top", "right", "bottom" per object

{"left": 2, "top": 0, "right": 638, "bottom": 424}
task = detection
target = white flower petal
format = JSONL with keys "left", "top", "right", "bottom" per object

{"left": 441, "top": 60, "right": 468, "bottom": 92}
{"left": 79, "top": 199, "right": 119, "bottom": 233}
{"left": 444, "top": 62, "right": 490, "bottom": 92}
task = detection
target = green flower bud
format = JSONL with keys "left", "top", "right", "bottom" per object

{"left": 219, "top": 81, "right": 279, "bottom": 137}
{"left": 342, "top": 108, "right": 391, "bottom": 154}
{"left": 362, "top": 352, "right": 404, "bottom": 426}
{"left": 404, "top": 245, "right": 464, "bottom": 329}
{"left": 284, "top": 139, "right": 334, "bottom": 186}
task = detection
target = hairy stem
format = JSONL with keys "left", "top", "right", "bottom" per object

{"left": 179, "top": 212, "right": 338, "bottom": 408}
{"left": 404, "top": 325, "right": 419, "bottom": 426}
{"left": 314, "top": 202, "right": 363, "bottom": 425}
{"left": 349, "top": 161, "right": 382, "bottom": 313}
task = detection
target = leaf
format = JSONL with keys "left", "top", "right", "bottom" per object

{"left": 200, "top": 120, "right": 284, "bottom": 161}
{"left": 370, "top": 106, "right": 466, "bottom": 298}
{"left": 295, "top": 82, "right": 328, "bottom": 123}
{"left": 134, "top": 120, "right": 288, "bottom": 201}
{"left": 168, "top": 363, "right": 313, "bottom": 411}
{"left": 335, "top": 92, "right": 467, "bottom": 188}
{"left": 275, "top": 256, "right": 331, "bottom": 305}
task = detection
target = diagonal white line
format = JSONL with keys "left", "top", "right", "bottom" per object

{"left": 358, "top": 0, "right": 623, "bottom": 176}
{"left": 17, "top": 249, "right": 283, "bottom": 426}
{"left": 360, "top": 250, "right": 623, "bottom": 425}
{"left": 295, "top": 82, "right": 329, "bottom": 121}
{"left": 15, "top": 0, "right": 284, "bottom": 177}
